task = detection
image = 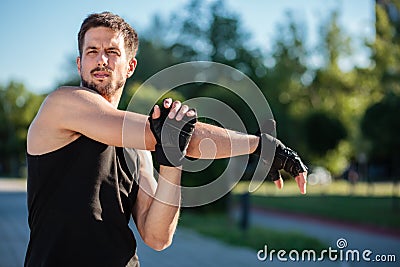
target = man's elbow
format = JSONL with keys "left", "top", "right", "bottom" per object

{"left": 143, "top": 235, "right": 173, "bottom": 251}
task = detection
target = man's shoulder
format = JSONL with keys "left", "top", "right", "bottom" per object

{"left": 43, "top": 86, "right": 106, "bottom": 111}
{"left": 30, "top": 86, "right": 96, "bottom": 133}
{"left": 27, "top": 87, "right": 86, "bottom": 155}
{"left": 48, "top": 86, "right": 97, "bottom": 99}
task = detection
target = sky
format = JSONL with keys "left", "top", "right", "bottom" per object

{"left": 0, "top": 0, "right": 374, "bottom": 94}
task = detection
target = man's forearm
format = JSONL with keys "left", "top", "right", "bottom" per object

{"left": 187, "top": 122, "right": 259, "bottom": 159}
{"left": 145, "top": 120, "right": 259, "bottom": 159}
{"left": 142, "top": 166, "right": 181, "bottom": 250}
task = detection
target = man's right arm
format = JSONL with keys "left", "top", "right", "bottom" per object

{"left": 28, "top": 86, "right": 257, "bottom": 158}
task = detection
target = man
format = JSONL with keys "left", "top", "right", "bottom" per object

{"left": 25, "top": 12, "right": 307, "bottom": 267}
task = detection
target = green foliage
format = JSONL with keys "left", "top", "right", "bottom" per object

{"left": 132, "top": 39, "right": 181, "bottom": 84}
{"left": 260, "top": 11, "right": 309, "bottom": 147}
{"left": 357, "top": 2, "right": 400, "bottom": 174}
{"left": 250, "top": 195, "right": 400, "bottom": 230}
{"left": 0, "top": 82, "right": 44, "bottom": 176}
{"left": 141, "top": 0, "right": 265, "bottom": 82}
{"left": 361, "top": 93, "right": 400, "bottom": 159}
{"left": 367, "top": 3, "right": 400, "bottom": 98}
{"left": 119, "top": 82, "right": 185, "bottom": 113}
{"left": 303, "top": 111, "right": 347, "bottom": 156}
{"left": 256, "top": 9, "right": 360, "bottom": 174}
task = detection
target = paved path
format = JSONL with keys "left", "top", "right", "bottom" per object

{"left": 0, "top": 192, "right": 29, "bottom": 267}
{"left": 1, "top": 179, "right": 398, "bottom": 267}
{"left": 241, "top": 207, "right": 400, "bottom": 267}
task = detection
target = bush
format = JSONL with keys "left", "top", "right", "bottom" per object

{"left": 303, "top": 111, "right": 347, "bottom": 156}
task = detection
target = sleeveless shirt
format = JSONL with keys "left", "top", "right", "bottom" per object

{"left": 24, "top": 135, "right": 140, "bottom": 267}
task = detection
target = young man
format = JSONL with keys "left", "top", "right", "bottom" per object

{"left": 25, "top": 12, "right": 307, "bottom": 267}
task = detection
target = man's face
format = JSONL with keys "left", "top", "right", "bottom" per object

{"left": 77, "top": 26, "right": 136, "bottom": 99}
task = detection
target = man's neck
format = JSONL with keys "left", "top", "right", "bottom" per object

{"left": 80, "top": 83, "right": 123, "bottom": 108}
{"left": 104, "top": 90, "right": 123, "bottom": 108}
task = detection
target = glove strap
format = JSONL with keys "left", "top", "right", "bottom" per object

{"left": 155, "top": 144, "right": 186, "bottom": 167}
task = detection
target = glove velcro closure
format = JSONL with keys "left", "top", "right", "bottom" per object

{"left": 155, "top": 144, "right": 186, "bottom": 167}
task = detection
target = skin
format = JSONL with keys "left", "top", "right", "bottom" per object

{"left": 27, "top": 26, "right": 307, "bottom": 251}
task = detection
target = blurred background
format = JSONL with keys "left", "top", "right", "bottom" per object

{"left": 0, "top": 0, "right": 399, "bottom": 266}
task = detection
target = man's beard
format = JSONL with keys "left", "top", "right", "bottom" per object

{"left": 81, "top": 67, "right": 125, "bottom": 98}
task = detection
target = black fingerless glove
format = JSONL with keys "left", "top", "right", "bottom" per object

{"left": 149, "top": 104, "right": 197, "bottom": 167}
{"left": 254, "top": 133, "right": 308, "bottom": 181}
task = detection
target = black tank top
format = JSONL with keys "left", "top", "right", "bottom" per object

{"left": 25, "top": 135, "right": 140, "bottom": 267}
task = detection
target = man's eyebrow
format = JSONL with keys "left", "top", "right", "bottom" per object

{"left": 85, "top": 46, "right": 98, "bottom": 51}
{"left": 107, "top": 47, "right": 120, "bottom": 51}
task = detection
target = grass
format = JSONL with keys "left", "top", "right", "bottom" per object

{"left": 179, "top": 212, "right": 328, "bottom": 252}
{"left": 250, "top": 195, "right": 400, "bottom": 229}
{"left": 233, "top": 180, "right": 400, "bottom": 230}
{"left": 233, "top": 180, "right": 400, "bottom": 197}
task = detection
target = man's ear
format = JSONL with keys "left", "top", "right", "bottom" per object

{"left": 76, "top": 56, "right": 81, "bottom": 75}
{"left": 127, "top": 58, "right": 137, "bottom": 78}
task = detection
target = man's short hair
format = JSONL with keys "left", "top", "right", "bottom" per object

{"left": 78, "top": 11, "right": 139, "bottom": 59}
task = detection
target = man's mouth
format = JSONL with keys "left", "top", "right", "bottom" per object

{"left": 91, "top": 67, "right": 112, "bottom": 79}
{"left": 93, "top": 72, "right": 110, "bottom": 79}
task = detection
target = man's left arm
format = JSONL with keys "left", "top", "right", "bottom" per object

{"left": 131, "top": 102, "right": 196, "bottom": 251}
{"left": 131, "top": 150, "right": 181, "bottom": 251}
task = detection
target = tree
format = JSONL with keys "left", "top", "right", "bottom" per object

{"left": 261, "top": 11, "right": 309, "bottom": 147}
{"left": 0, "top": 82, "right": 44, "bottom": 176}
{"left": 368, "top": 2, "right": 400, "bottom": 97}
{"left": 136, "top": 0, "right": 268, "bottom": 211}
{"left": 121, "top": 1, "right": 382, "bottom": 178}
{"left": 207, "top": 1, "right": 266, "bottom": 81}
{"left": 142, "top": 0, "right": 265, "bottom": 79}
{"left": 359, "top": 1, "right": 400, "bottom": 179}
{"left": 130, "top": 38, "right": 181, "bottom": 86}
{"left": 361, "top": 93, "right": 400, "bottom": 178}
{"left": 303, "top": 111, "right": 347, "bottom": 157}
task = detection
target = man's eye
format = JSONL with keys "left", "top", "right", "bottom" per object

{"left": 87, "top": 50, "right": 97, "bottom": 54}
{"left": 108, "top": 51, "right": 119, "bottom": 55}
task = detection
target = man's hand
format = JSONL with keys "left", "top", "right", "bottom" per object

{"left": 266, "top": 135, "right": 308, "bottom": 194}
{"left": 149, "top": 98, "right": 197, "bottom": 167}
{"left": 254, "top": 120, "right": 308, "bottom": 194}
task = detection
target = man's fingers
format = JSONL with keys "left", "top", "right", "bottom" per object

{"left": 274, "top": 177, "right": 284, "bottom": 190}
{"left": 295, "top": 172, "right": 307, "bottom": 194}
{"left": 186, "top": 109, "right": 196, "bottom": 117}
{"left": 152, "top": 105, "right": 160, "bottom": 119}
{"left": 163, "top": 98, "right": 172, "bottom": 108}
{"left": 168, "top": 100, "right": 181, "bottom": 119}
{"left": 175, "top": 105, "right": 189, "bottom": 121}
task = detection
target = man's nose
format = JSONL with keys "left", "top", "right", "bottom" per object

{"left": 97, "top": 52, "right": 108, "bottom": 66}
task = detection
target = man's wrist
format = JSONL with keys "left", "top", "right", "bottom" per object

{"left": 159, "top": 165, "right": 182, "bottom": 171}
{"left": 252, "top": 133, "right": 276, "bottom": 157}
{"left": 155, "top": 145, "right": 186, "bottom": 167}
{"left": 158, "top": 165, "right": 182, "bottom": 186}
{"left": 250, "top": 135, "right": 261, "bottom": 154}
